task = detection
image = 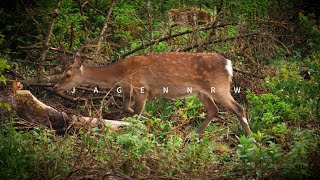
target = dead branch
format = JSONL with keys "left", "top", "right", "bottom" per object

{"left": 268, "top": 34, "right": 291, "bottom": 55}
{"left": 21, "top": 73, "right": 61, "bottom": 85}
{"left": 18, "top": 46, "right": 73, "bottom": 56}
{"left": 73, "top": 115, "right": 130, "bottom": 131}
{"left": 17, "top": 46, "right": 94, "bottom": 60}
{"left": 245, "top": 19, "right": 290, "bottom": 30}
{"left": 94, "top": 0, "right": 115, "bottom": 58}
{"left": 24, "top": 83, "right": 55, "bottom": 87}
{"left": 117, "top": 23, "right": 235, "bottom": 59}
{"left": 21, "top": 1, "right": 46, "bottom": 36}
{"left": 45, "top": 87, "right": 79, "bottom": 102}
{"left": 79, "top": 1, "right": 89, "bottom": 44}
{"left": 146, "top": 0, "right": 154, "bottom": 52}
{"left": 69, "top": 21, "right": 74, "bottom": 50}
{"left": 82, "top": 1, "right": 108, "bottom": 17}
{"left": 180, "top": 32, "right": 259, "bottom": 52}
{"left": 37, "top": 0, "right": 62, "bottom": 83}
{"left": 234, "top": 68, "right": 265, "bottom": 79}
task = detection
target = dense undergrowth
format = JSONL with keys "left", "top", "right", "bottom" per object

{"left": 1, "top": 51, "right": 319, "bottom": 178}
{"left": 1, "top": 0, "right": 320, "bottom": 179}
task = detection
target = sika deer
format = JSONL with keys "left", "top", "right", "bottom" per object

{"left": 54, "top": 52, "right": 252, "bottom": 135}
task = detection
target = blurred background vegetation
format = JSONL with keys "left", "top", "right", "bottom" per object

{"left": 0, "top": 0, "right": 319, "bottom": 179}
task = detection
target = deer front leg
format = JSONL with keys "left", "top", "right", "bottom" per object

{"left": 132, "top": 93, "right": 147, "bottom": 115}
{"left": 197, "top": 93, "right": 218, "bottom": 135}
{"left": 123, "top": 94, "right": 134, "bottom": 114}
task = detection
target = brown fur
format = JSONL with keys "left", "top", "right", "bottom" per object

{"left": 54, "top": 52, "right": 252, "bottom": 135}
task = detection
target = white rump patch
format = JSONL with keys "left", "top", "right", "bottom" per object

{"left": 225, "top": 59, "right": 233, "bottom": 77}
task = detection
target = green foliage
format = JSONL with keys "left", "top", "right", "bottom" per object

{"left": 0, "top": 122, "right": 71, "bottom": 179}
{"left": 236, "top": 132, "right": 283, "bottom": 177}
{"left": 299, "top": 11, "right": 320, "bottom": 49}
{"left": 182, "top": 96, "right": 205, "bottom": 120}
{"left": 145, "top": 96, "right": 205, "bottom": 124}
{"left": 0, "top": 0, "right": 319, "bottom": 179}
{"left": 0, "top": 33, "right": 10, "bottom": 84}
{"left": 0, "top": 101, "right": 11, "bottom": 111}
{"left": 264, "top": 53, "right": 320, "bottom": 124}
{"left": 120, "top": 118, "right": 216, "bottom": 174}
{"left": 153, "top": 41, "right": 170, "bottom": 52}
{"left": 0, "top": 120, "right": 35, "bottom": 179}
{"left": 226, "top": 0, "right": 273, "bottom": 21}
{"left": 69, "top": 116, "right": 217, "bottom": 177}
{"left": 0, "top": 33, "right": 11, "bottom": 112}
{"left": 247, "top": 91, "right": 296, "bottom": 132}
{"left": 244, "top": 42, "right": 319, "bottom": 177}
{"left": 247, "top": 48, "right": 320, "bottom": 133}
{"left": 0, "top": 57, "right": 9, "bottom": 84}
{"left": 280, "top": 129, "right": 320, "bottom": 178}
{"left": 54, "top": 0, "right": 84, "bottom": 49}
{"left": 145, "top": 98, "right": 175, "bottom": 119}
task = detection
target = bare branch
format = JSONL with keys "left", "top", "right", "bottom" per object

{"left": 180, "top": 32, "right": 259, "bottom": 52}
{"left": 37, "top": 0, "right": 62, "bottom": 83}
{"left": 234, "top": 68, "right": 265, "bottom": 79}
{"left": 94, "top": 0, "right": 116, "bottom": 58}
{"left": 117, "top": 23, "right": 235, "bottom": 59}
{"left": 79, "top": 1, "right": 89, "bottom": 44}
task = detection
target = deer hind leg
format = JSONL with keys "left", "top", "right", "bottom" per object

{"left": 197, "top": 93, "right": 219, "bottom": 135}
{"left": 213, "top": 92, "right": 252, "bottom": 135}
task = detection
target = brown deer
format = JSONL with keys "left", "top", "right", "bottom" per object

{"left": 54, "top": 52, "right": 252, "bottom": 135}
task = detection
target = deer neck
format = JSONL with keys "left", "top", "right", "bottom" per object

{"left": 80, "top": 63, "right": 125, "bottom": 88}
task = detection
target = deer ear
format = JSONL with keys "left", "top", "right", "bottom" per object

{"left": 74, "top": 54, "right": 82, "bottom": 68}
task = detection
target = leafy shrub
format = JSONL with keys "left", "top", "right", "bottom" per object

{"left": 236, "top": 131, "right": 283, "bottom": 178}
{"left": 264, "top": 54, "right": 320, "bottom": 124}
{"left": 145, "top": 96, "right": 205, "bottom": 124}
{"left": 0, "top": 121, "right": 35, "bottom": 179}
{"left": 246, "top": 91, "right": 296, "bottom": 132}
{"left": 72, "top": 116, "right": 218, "bottom": 177}
{"left": 0, "top": 122, "right": 71, "bottom": 179}
{"left": 0, "top": 33, "right": 10, "bottom": 84}
{"left": 280, "top": 129, "right": 320, "bottom": 178}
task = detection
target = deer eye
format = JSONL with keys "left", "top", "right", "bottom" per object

{"left": 66, "top": 74, "right": 71, "bottom": 78}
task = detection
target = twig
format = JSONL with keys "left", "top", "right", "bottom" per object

{"left": 117, "top": 23, "right": 235, "bottom": 59}
{"left": 20, "top": 1, "right": 46, "bottom": 36}
{"left": 17, "top": 46, "right": 93, "bottom": 60}
{"left": 113, "top": 171, "right": 136, "bottom": 180}
{"left": 234, "top": 68, "right": 265, "bottom": 79}
{"left": 24, "top": 83, "right": 55, "bottom": 87}
{"left": 14, "top": 59, "right": 56, "bottom": 66}
{"left": 94, "top": 0, "right": 115, "bottom": 58}
{"left": 37, "top": 0, "right": 61, "bottom": 83}
{"left": 180, "top": 32, "right": 259, "bottom": 52}
{"left": 45, "top": 87, "right": 79, "bottom": 102}
{"left": 83, "top": 1, "right": 108, "bottom": 17}
{"left": 69, "top": 21, "right": 74, "bottom": 50}
{"left": 79, "top": 1, "right": 89, "bottom": 44}
{"left": 245, "top": 18, "right": 290, "bottom": 30}
{"left": 146, "top": 0, "right": 154, "bottom": 52}
{"left": 268, "top": 34, "right": 291, "bottom": 55}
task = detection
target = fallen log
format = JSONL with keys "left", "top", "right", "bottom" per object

{"left": 1, "top": 82, "right": 129, "bottom": 133}
{"left": 15, "top": 90, "right": 69, "bottom": 132}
